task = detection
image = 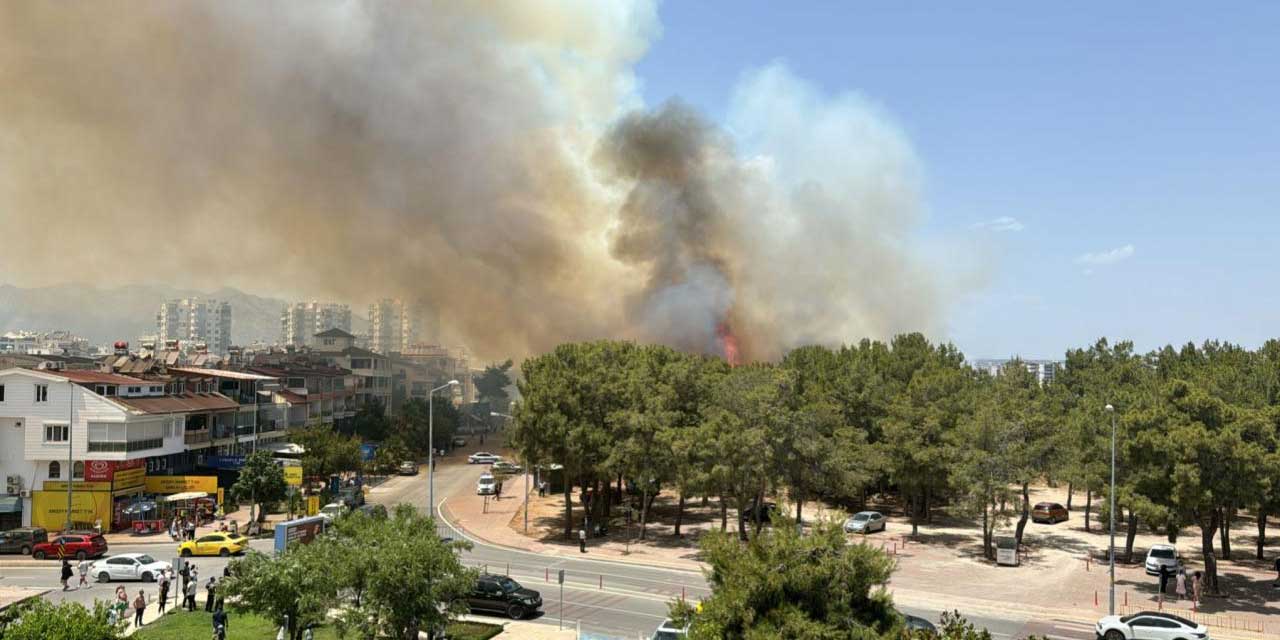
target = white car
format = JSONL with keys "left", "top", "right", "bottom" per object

{"left": 1096, "top": 612, "right": 1208, "bottom": 640}
{"left": 468, "top": 452, "right": 502, "bottom": 464}
{"left": 844, "top": 511, "right": 886, "bottom": 534}
{"left": 477, "top": 473, "right": 497, "bottom": 495}
{"left": 1144, "top": 544, "right": 1179, "bottom": 576}
{"left": 652, "top": 618, "right": 689, "bottom": 640}
{"left": 319, "top": 502, "right": 347, "bottom": 523}
{"left": 90, "top": 553, "right": 171, "bottom": 583}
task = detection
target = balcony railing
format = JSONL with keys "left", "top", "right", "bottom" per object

{"left": 87, "top": 438, "right": 164, "bottom": 453}
{"left": 184, "top": 430, "right": 211, "bottom": 445}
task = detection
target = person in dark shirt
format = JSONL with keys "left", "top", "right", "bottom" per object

{"left": 212, "top": 604, "right": 228, "bottom": 639}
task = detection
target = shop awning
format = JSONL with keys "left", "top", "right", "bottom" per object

{"left": 164, "top": 491, "right": 208, "bottom": 502}
{"left": 0, "top": 496, "right": 21, "bottom": 513}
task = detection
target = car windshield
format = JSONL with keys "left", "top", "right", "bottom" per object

{"left": 853, "top": 514, "right": 870, "bottom": 521}
{"left": 495, "top": 577, "right": 520, "bottom": 593}
{"left": 654, "top": 631, "right": 683, "bottom": 640}
{"left": 1034, "top": 503, "right": 1052, "bottom": 509}
{"left": 1150, "top": 548, "right": 1175, "bottom": 559}
{"left": 137, "top": 555, "right": 155, "bottom": 564}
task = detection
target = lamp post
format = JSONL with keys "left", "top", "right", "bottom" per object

{"left": 65, "top": 380, "right": 75, "bottom": 532}
{"left": 491, "top": 411, "right": 523, "bottom": 532}
{"left": 1105, "top": 403, "right": 1117, "bottom": 615}
{"left": 428, "top": 380, "right": 459, "bottom": 516}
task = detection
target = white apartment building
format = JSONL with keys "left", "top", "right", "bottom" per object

{"left": 972, "top": 358, "right": 1061, "bottom": 385}
{"left": 0, "top": 368, "right": 197, "bottom": 531}
{"left": 157, "top": 298, "right": 232, "bottom": 356}
{"left": 280, "top": 301, "right": 352, "bottom": 347}
{"left": 313, "top": 329, "right": 392, "bottom": 412}
{"left": 368, "top": 299, "right": 415, "bottom": 356}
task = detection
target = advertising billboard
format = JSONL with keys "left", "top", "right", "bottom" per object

{"left": 273, "top": 515, "right": 327, "bottom": 553}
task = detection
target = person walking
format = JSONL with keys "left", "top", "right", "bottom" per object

{"left": 1192, "top": 571, "right": 1202, "bottom": 606}
{"left": 157, "top": 572, "right": 170, "bottom": 614}
{"left": 178, "top": 562, "right": 189, "bottom": 597}
{"left": 1176, "top": 567, "right": 1187, "bottom": 600}
{"left": 190, "top": 564, "right": 199, "bottom": 586}
{"left": 78, "top": 557, "right": 91, "bottom": 589}
{"left": 60, "top": 558, "right": 73, "bottom": 591}
{"left": 205, "top": 577, "right": 217, "bottom": 612}
{"left": 578, "top": 527, "right": 586, "bottom": 553}
{"left": 212, "top": 605, "right": 228, "bottom": 640}
{"left": 184, "top": 578, "right": 198, "bottom": 611}
{"left": 186, "top": 518, "right": 196, "bottom": 541}
{"left": 1158, "top": 563, "right": 1170, "bottom": 594}
{"left": 132, "top": 590, "right": 146, "bottom": 628}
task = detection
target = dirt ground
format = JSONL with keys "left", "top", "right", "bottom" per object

{"left": 511, "top": 480, "right": 1280, "bottom": 628}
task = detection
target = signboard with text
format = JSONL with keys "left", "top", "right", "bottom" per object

{"left": 144, "top": 475, "right": 218, "bottom": 494}
{"left": 31, "top": 490, "right": 112, "bottom": 530}
{"left": 273, "top": 515, "right": 326, "bottom": 553}
{"left": 113, "top": 467, "right": 145, "bottom": 491}
{"left": 204, "top": 455, "right": 247, "bottom": 470}
{"left": 284, "top": 466, "right": 303, "bottom": 486}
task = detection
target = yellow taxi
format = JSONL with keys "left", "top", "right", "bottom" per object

{"left": 178, "top": 533, "right": 250, "bottom": 557}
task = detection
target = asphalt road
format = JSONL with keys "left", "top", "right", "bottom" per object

{"left": 374, "top": 452, "right": 1093, "bottom": 640}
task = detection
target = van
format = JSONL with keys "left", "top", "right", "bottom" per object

{"left": 0, "top": 528, "right": 47, "bottom": 555}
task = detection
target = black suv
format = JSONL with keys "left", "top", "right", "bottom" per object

{"left": 740, "top": 501, "right": 778, "bottom": 524}
{"left": 0, "top": 528, "right": 47, "bottom": 555}
{"left": 467, "top": 573, "right": 542, "bottom": 619}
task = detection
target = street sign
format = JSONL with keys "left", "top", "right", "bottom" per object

{"left": 557, "top": 569, "right": 565, "bottom": 584}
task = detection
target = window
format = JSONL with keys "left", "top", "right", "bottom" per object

{"left": 127, "top": 386, "right": 141, "bottom": 394}
{"left": 48, "top": 461, "right": 61, "bottom": 479}
{"left": 150, "top": 386, "right": 162, "bottom": 393}
{"left": 73, "top": 461, "right": 84, "bottom": 480}
{"left": 44, "top": 423, "right": 68, "bottom": 442}
{"left": 34, "top": 384, "right": 48, "bottom": 403}
{"left": 323, "top": 338, "right": 335, "bottom": 346}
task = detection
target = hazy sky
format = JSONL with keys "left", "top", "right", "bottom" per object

{"left": 634, "top": 2, "right": 1280, "bottom": 359}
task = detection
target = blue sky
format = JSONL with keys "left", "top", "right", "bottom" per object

{"left": 633, "top": 2, "right": 1280, "bottom": 359}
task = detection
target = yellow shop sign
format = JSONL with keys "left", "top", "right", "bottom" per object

{"left": 144, "top": 475, "right": 218, "bottom": 494}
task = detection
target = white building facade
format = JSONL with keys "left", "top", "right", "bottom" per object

{"left": 157, "top": 298, "right": 232, "bottom": 356}
{"left": 280, "top": 302, "right": 352, "bottom": 348}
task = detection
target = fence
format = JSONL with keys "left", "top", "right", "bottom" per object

{"left": 1117, "top": 602, "right": 1266, "bottom": 634}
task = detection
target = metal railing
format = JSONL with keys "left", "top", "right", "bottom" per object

{"left": 87, "top": 438, "right": 164, "bottom": 453}
{"left": 183, "top": 430, "right": 211, "bottom": 445}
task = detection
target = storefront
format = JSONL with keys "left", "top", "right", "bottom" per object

{"left": 31, "top": 486, "right": 113, "bottom": 531}
{"left": 0, "top": 496, "right": 24, "bottom": 531}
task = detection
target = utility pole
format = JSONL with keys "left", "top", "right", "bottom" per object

{"left": 1105, "top": 403, "right": 1117, "bottom": 615}
{"left": 64, "top": 380, "right": 75, "bottom": 532}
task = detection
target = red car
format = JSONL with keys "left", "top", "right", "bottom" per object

{"left": 32, "top": 533, "right": 108, "bottom": 560}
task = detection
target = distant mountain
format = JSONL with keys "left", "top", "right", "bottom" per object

{"left": 0, "top": 283, "right": 290, "bottom": 347}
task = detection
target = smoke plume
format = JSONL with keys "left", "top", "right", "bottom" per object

{"left": 0, "top": 2, "right": 944, "bottom": 361}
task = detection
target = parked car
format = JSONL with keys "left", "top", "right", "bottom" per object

{"left": 903, "top": 614, "right": 938, "bottom": 634}
{"left": 0, "top": 527, "right": 47, "bottom": 555}
{"left": 90, "top": 553, "right": 171, "bottom": 583}
{"left": 844, "top": 511, "right": 887, "bottom": 534}
{"left": 652, "top": 618, "right": 690, "bottom": 639}
{"left": 466, "top": 573, "right": 542, "bottom": 619}
{"left": 339, "top": 486, "right": 366, "bottom": 509}
{"left": 178, "top": 532, "right": 249, "bottom": 557}
{"left": 399, "top": 461, "right": 419, "bottom": 475}
{"left": 1031, "top": 502, "right": 1069, "bottom": 524}
{"left": 491, "top": 461, "right": 523, "bottom": 475}
{"left": 1096, "top": 611, "right": 1209, "bottom": 640}
{"left": 740, "top": 501, "right": 778, "bottom": 524}
{"left": 1144, "top": 544, "right": 1179, "bottom": 576}
{"left": 319, "top": 502, "right": 347, "bottom": 523}
{"left": 477, "top": 473, "right": 497, "bottom": 496}
{"left": 451, "top": 436, "right": 468, "bottom": 448}
{"left": 32, "top": 533, "right": 108, "bottom": 560}
{"left": 468, "top": 452, "right": 502, "bottom": 464}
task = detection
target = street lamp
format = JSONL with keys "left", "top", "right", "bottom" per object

{"left": 428, "top": 380, "right": 459, "bottom": 517}
{"left": 491, "top": 411, "right": 525, "bottom": 532}
{"left": 1105, "top": 403, "right": 1117, "bottom": 615}
{"left": 65, "top": 380, "right": 76, "bottom": 532}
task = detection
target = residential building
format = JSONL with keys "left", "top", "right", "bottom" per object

{"left": 166, "top": 367, "right": 288, "bottom": 455}
{"left": 280, "top": 301, "right": 352, "bottom": 348}
{"left": 368, "top": 299, "right": 415, "bottom": 356}
{"left": 399, "top": 344, "right": 474, "bottom": 404}
{"left": 0, "top": 366, "right": 237, "bottom": 531}
{"left": 0, "top": 330, "right": 93, "bottom": 357}
{"left": 156, "top": 298, "right": 233, "bottom": 356}
{"left": 972, "top": 358, "right": 1062, "bottom": 385}
{"left": 246, "top": 348, "right": 357, "bottom": 431}
{"left": 312, "top": 329, "right": 392, "bottom": 413}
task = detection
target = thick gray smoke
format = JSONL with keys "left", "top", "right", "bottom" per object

{"left": 0, "top": 2, "right": 945, "bottom": 361}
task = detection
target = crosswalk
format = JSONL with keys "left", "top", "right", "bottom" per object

{"left": 1039, "top": 618, "right": 1098, "bottom": 640}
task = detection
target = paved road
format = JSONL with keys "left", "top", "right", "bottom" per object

{"left": 373, "top": 454, "right": 1090, "bottom": 640}
{"left": 0, "top": 537, "right": 274, "bottom": 612}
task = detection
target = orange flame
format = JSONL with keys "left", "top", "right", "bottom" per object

{"left": 716, "top": 322, "right": 740, "bottom": 367}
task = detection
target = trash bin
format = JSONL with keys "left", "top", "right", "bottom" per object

{"left": 996, "top": 536, "right": 1019, "bottom": 566}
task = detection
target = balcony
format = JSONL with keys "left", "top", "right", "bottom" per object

{"left": 88, "top": 438, "right": 164, "bottom": 453}
{"left": 184, "top": 430, "right": 211, "bottom": 445}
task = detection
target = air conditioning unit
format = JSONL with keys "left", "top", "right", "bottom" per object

{"left": 18, "top": 490, "right": 30, "bottom": 499}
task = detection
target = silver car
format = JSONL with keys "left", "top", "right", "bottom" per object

{"left": 844, "top": 511, "right": 886, "bottom": 534}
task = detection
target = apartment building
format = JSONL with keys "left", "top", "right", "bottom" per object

{"left": 246, "top": 349, "right": 358, "bottom": 431}
{"left": 157, "top": 298, "right": 233, "bottom": 356}
{"left": 280, "top": 301, "right": 352, "bottom": 348}
{"left": 312, "top": 329, "right": 392, "bottom": 412}
{"left": 972, "top": 358, "right": 1062, "bottom": 385}
{"left": 368, "top": 299, "right": 415, "bottom": 356}
{"left": 0, "top": 330, "right": 93, "bottom": 357}
{"left": 399, "top": 344, "right": 474, "bottom": 404}
{"left": 166, "top": 367, "right": 288, "bottom": 455}
{"left": 0, "top": 367, "right": 236, "bottom": 531}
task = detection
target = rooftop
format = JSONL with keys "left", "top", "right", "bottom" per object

{"left": 314, "top": 328, "right": 356, "bottom": 339}
{"left": 44, "top": 369, "right": 150, "bottom": 385}
{"left": 109, "top": 393, "right": 239, "bottom": 415}
{"left": 168, "top": 367, "right": 278, "bottom": 381}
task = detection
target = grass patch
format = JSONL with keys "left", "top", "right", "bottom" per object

{"left": 133, "top": 610, "right": 501, "bottom": 639}
{"left": 133, "top": 610, "right": 339, "bottom": 639}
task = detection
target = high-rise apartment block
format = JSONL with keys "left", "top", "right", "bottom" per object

{"left": 156, "top": 298, "right": 232, "bottom": 355}
{"left": 280, "top": 301, "right": 352, "bottom": 347}
{"left": 368, "top": 299, "right": 415, "bottom": 355}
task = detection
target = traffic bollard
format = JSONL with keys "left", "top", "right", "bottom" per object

{"left": 546, "top": 567, "right": 549, "bottom": 582}
{"left": 1094, "top": 591, "right": 1098, "bottom": 607}
{"left": 681, "top": 586, "right": 686, "bottom": 602}
{"left": 599, "top": 575, "right": 603, "bottom": 590}
{"left": 1124, "top": 591, "right": 1128, "bottom": 606}
{"left": 506, "top": 563, "right": 510, "bottom": 576}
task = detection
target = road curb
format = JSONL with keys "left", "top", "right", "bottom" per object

{"left": 437, "top": 497, "right": 704, "bottom": 576}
